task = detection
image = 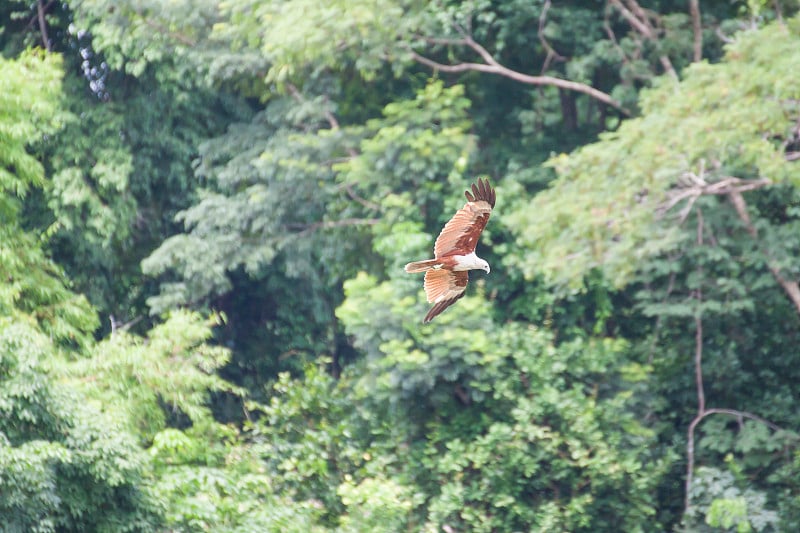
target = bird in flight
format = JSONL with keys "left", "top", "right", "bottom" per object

{"left": 404, "top": 178, "right": 496, "bottom": 323}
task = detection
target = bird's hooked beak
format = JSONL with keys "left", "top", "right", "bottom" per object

{"left": 484, "top": 265, "right": 491, "bottom": 274}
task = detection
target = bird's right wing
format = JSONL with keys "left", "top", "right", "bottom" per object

{"left": 434, "top": 178, "right": 496, "bottom": 258}
{"left": 423, "top": 269, "right": 468, "bottom": 323}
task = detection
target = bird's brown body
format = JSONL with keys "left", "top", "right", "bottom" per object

{"left": 404, "top": 179, "right": 496, "bottom": 323}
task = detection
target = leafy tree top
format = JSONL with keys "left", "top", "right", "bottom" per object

{"left": 507, "top": 15, "right": 800, "bottom": 291}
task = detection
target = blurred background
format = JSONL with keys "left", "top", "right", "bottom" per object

{"left": 1, "top": 1, "right": 800, "bottom": 531}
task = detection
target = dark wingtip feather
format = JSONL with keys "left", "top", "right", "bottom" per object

{"left": 423, "top": 300, "right": 446, "bottom": 323}
{"left": 465, "top": 178, "right": 496, "bottom": 208}
{"left": 422, "top": 293, "right": 466, "bottom": 323}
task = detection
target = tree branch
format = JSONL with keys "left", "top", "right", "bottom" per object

{"left": 683, "top": 214, "right": 789, "bottom": 511}
{"left": 658, "top": 175, "right": 771, "bottom": 221}
{"left": 661, "top": 174, "right": 800, "bottom": 314}
{"left": 685, "top": 210, "right": 704, "bottom": 511}
{"left": 612, "top": 0, "right": 654, "bottom": 38}
{"left": 110, "top": 314, "right": 143, "bottom": 334}
{"left": 341, "top": 183, "right": 381, "bottom": 211}
{"left": 608, "top": 0, "right": 678, "bottom": 80}
{"left": 410, "top": 50, "right": 631, "bottom": 116}
{"left": 538, "top": 0, "right": 566, "bottom": 73}
{"left": 686, "top": 406, "right": 787, "bottom": 512}
{"left": 286, "top": 83, "right": 342, "bottom": 131}
{"left": 688, "top": 0, "right": 703, "bottom": 62}
{"left": 728, "top": 189, "right": 800, "bottom": 315}
{"left": 773, "top": 0, "right": 784, "bottom": 24}
{"left": 413, "top": 10, "right": 635, "bottom": 115}
{"left": 694, "top": 212, "right": 705, "bottom": 413}
{"left": 36, "top": 0, "right": 51, "bottom": 51}
{"left": 683, "top": 202, "right": 794, "bottom": 514}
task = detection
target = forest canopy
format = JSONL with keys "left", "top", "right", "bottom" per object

{"left": 2, "top": 1, "right": 800, "bottom": 531}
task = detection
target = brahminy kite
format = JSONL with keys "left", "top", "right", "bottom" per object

{"left": 404, "top": 178, "right": 496, "bottom": 323}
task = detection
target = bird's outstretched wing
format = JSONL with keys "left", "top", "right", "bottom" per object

{"left": 423, "top": 269, "right": 468, "bottom": 323}
{"left": 434, "top": 178, "right": 496, "bottom": 258}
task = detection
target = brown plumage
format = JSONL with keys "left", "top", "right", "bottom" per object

{"left": 434, "top": 179, "right": 495, "bottom": 258}
{"left": 422, "top": 270, "right": 469, "bottom": 323}
{"left": 404, "top": 178, "right": 496, "bottom": 323}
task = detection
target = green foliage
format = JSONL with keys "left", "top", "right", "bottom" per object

{"left": 0, "top": 50, "right": 64, "bottom": 205}
{"left": 67, "top": 0, "right": 219, "bottom": 78}
{"left": 339, "top": 80, "right": 474, "bottom": 219}
{"left": 337, "top": 248, "right": 666, "bottom": 530}
{"left": 0, "top": 48, "right": 160, "bottom": 530}
{"left": 0, "top": 50, "right": 98, "bottom": 346}
{"left": 149, "top": 428, "right": 324, "bottom": 532}
{"left": 3, "top": 2, "right": 800, "bottom": 532}
{"left": 0, "top": 320, "right": 161, "bottom": 532}
{"left": 337, "top": 476, "right": 416, "bottom": 532}
{"left": 45, "top": 72, "right": 243, "bottom": 328}
{"left": 141, "top": 99, "right": 343, "bottom": 311}
{"left": 219, "top": 0, "right": 407, "bottom": 83}
{"left": 0, "top": 226, "right": 98, "bottom": 348}
{"left": 417, "top": 331, "right": 664, "bottom": 532}
{"left": 685, "top": 466, "right": 779, "bottom": 532}
{"left": 62, "top": 311, "right": 238, "bottom": 441}
{"left": 249, "top": 364, "right": 365, "bottom": 526}
{"left": 508, "top": 17, "right": 800, "bottom": 290}
{"left": 7, "top": 0, "right": 252, "bottom": 329}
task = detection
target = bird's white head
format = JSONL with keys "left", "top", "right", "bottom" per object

{"left": 479, "top": 258, "right": 491, "bottom": 274}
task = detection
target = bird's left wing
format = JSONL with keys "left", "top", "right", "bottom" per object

{"left": 423, "top": 269, "right": 469, "bottom": 323}
{"left": 434, "top": 178, "right": 496, "bottom": 258}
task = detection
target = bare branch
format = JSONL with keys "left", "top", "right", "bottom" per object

{"left": 110, "top": 314, "right": 143, "bottom": 335}
{"left": 341, "top": 183, "right": 381, "bottom": 211}
{"left": 703, "top": 408, "right": 786, "bottom": 432}
{"left": 658, "top": 57, "right": 678, "bottom": 81}
{"left": 688, "top": 0, "right": 702, "bottom": 62}
{"left": 410, "top": 50, "right": 631, "bottom": 116}
{"left": 658, "top": 176, "right": 772, "bottom": 218}
{"left": 412, "top": 7, "right": 635, "bottom": 115}
{"left": 623, "top": 0, "right": 654, "bottom": 23}
{"left": 418, "top": 35, "right": 469, "bottom": 47}
{"left": 694, "top": 264, "right": 704, "bottom": 414}
{"left": 36, "top": 0, "right": 51, "bottom": 51}
{"left": 676, "top": 193, "right": 700, "bottom": 223}
{"left": 27, "top": 0, "right": 54, "bottom": 28}
{"left": 773, "top": 0, "right": 784, "bottom": 24}
{"left": 538, "top": 0, "right": 566, "bottom": 73}
{"left": 685, "top": 213, "right": 704, "bottom": 512}
{"left": 286, "top": 83, "right": 341, "bottom": 131}
{"left": 608, "top": 0, "right": 678, "bottom": 80}
{"left": 728, "top": 189, "right": 800, "bottom": 315}
{"left": 611, "top": 0, "right": 654, "bottom": 38}
{"left": 686, "top": 406, "right": 788, "bottom": 511}
{"left": 715, "top": 26, "right": 735, "bottom": 44}
{"left": 462, "top": 35, "right": 500, "bottom": 68}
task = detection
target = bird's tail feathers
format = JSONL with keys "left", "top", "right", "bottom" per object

{"left": 404, "top": 259, "right": 439, "bottom": 273}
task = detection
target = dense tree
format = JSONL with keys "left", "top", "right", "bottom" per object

{"left": 2, "top": 1, "right": 800, "bottom": 531}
